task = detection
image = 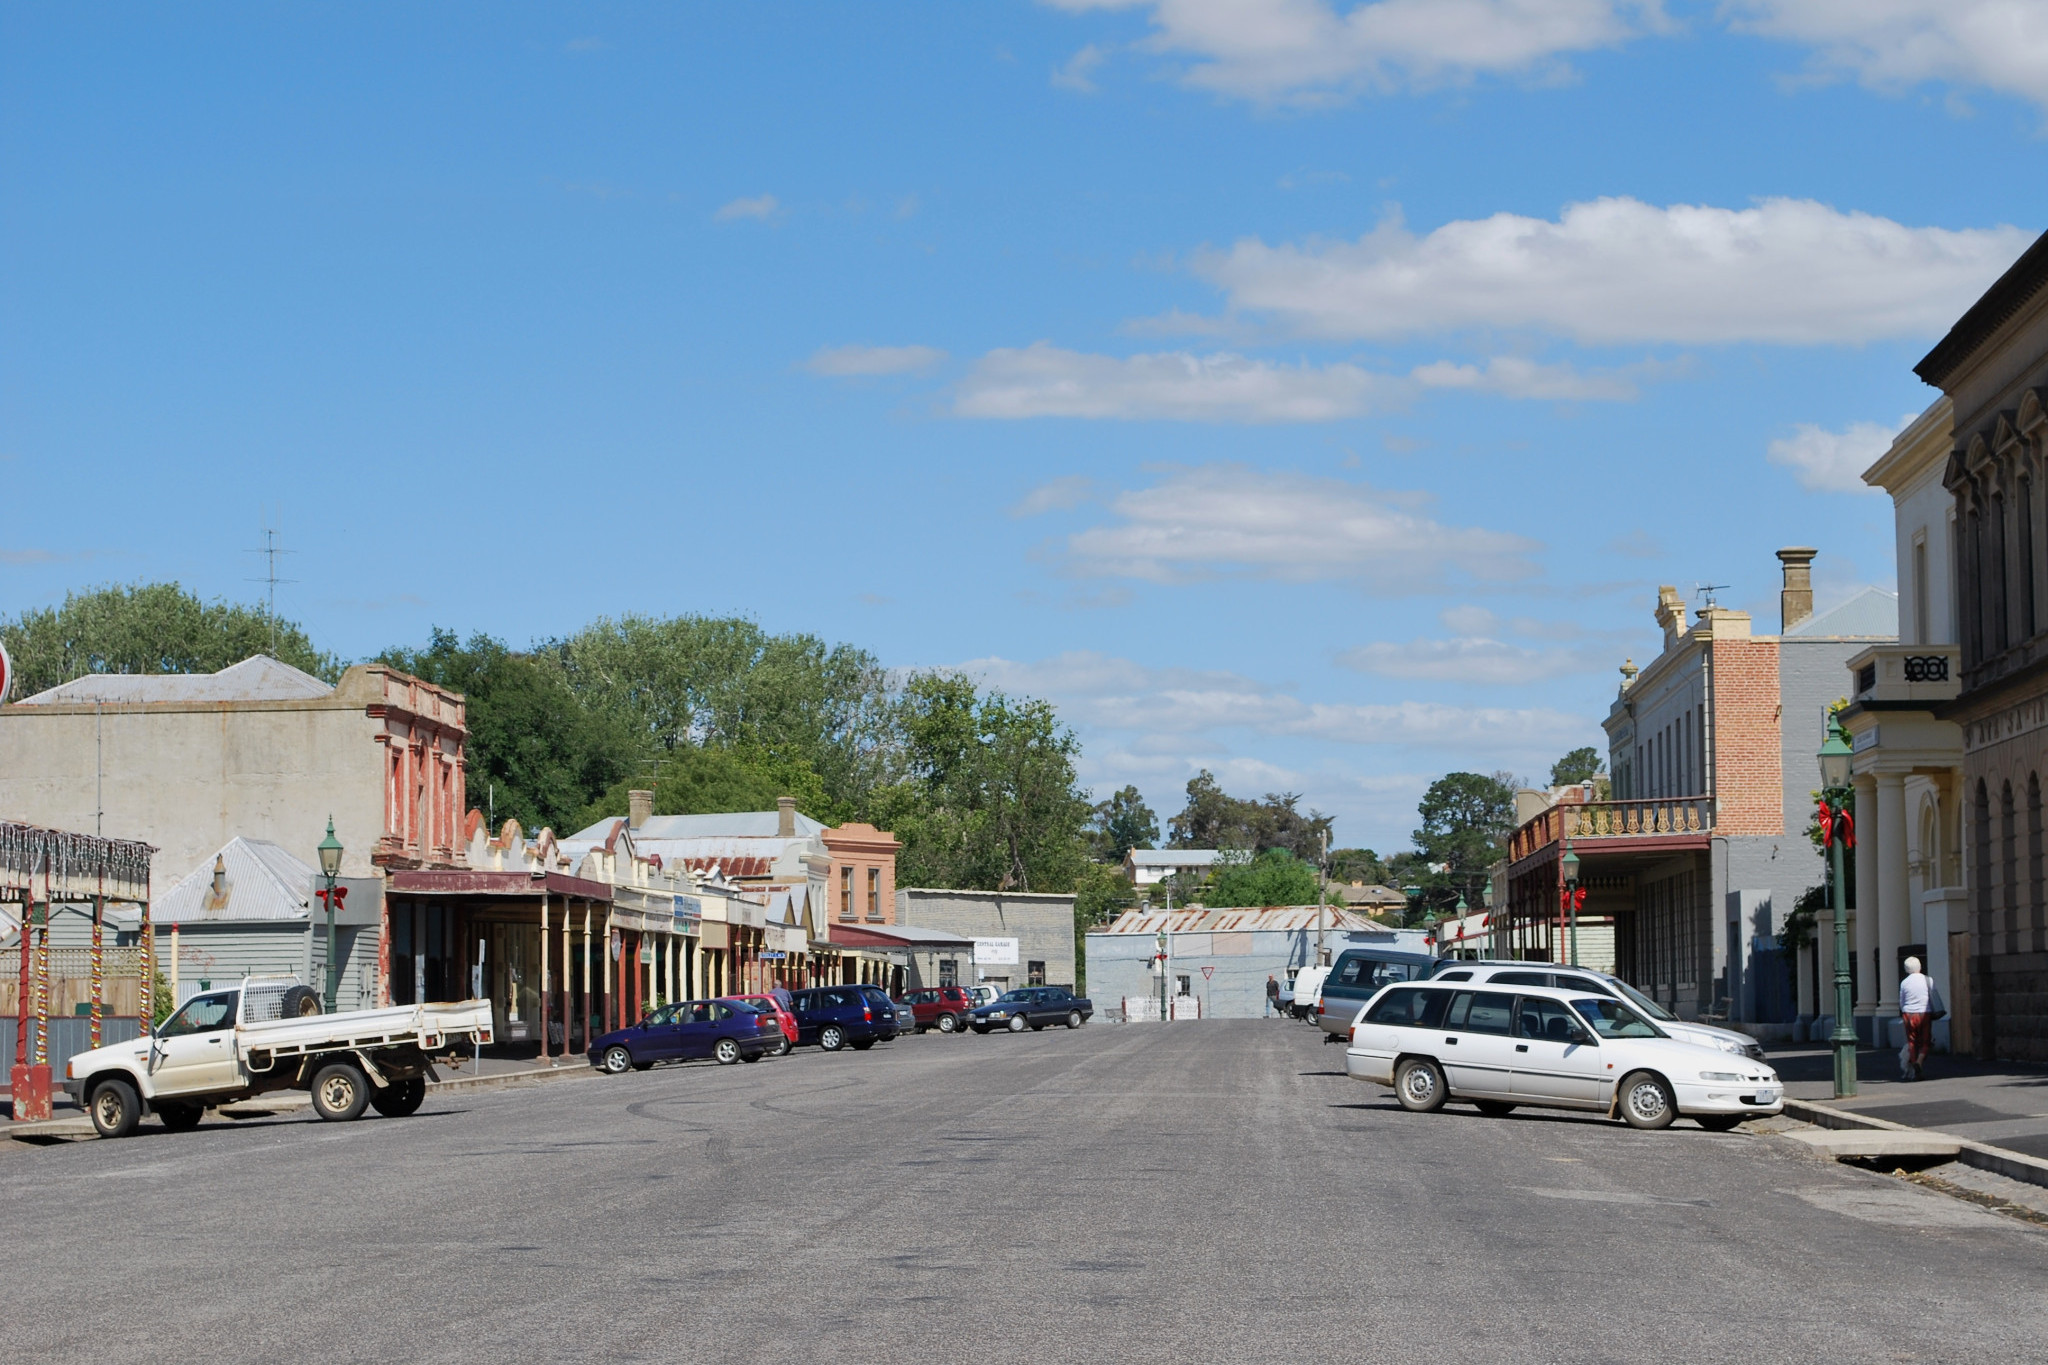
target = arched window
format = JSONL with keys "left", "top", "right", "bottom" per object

{"left": 1963, "top": 504, "right": 1983, "bottom": 664}
{"left": 2022, "top": 476, "right": 2038, "bottom": 640}
{"left": 2002, "top": 780, "right": 2019, "bottom": 940}
{"left": 1992, "top": 491, "right": 2010, "bottom": 654}
{"left": 1918, "top": 796, "right": 1940, "bottom": 892}
{"left": 1976, "top": 779, "right": 1994, "bottom": 923}
{"left": 2034, "top": 774, "right": 2046, "bottom": 937}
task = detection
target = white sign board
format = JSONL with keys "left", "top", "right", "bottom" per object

{"left": 972, "top": 936, "right": 1019, "bottom": 966}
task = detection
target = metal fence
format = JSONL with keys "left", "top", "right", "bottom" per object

{"left": 1, "top": 1017, "right": 144, "bottom": 1076}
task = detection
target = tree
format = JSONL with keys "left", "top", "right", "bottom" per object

{"left": 1327, "top": 847, "right": 1392, "bottom": 886}
{"left": 1549, "top": 747, "right": 1606, "bottom": 788}
{"left": 1089, "top": 785, "right": 1158, "bottom": 863}
{"left": 1167, "top": 770, "right": 1333, "bottom": 861}
{"left": 575, "top": 743, "right": 839, "bottom": 835}
{"left": 2, "top": 581, "right": 340, "bottom": 698}
{"left": 1204, "top": 849, "right": 1320, "bottom": 908}
{"left": 379, "top": 629, "right": 642, "bottom": 837}
{"left": 1409, "top": 772, "right": 1516, "bottom": 916}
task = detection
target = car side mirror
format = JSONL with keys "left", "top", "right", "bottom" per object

{"left": 1568, "top": 1025, "right": 1595, "bottom": 1045}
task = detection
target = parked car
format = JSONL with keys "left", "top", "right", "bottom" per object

{"left": 589, "top": 998, "right": 782, "bottom": 1073}
{"left": 62, "top": 977, "right": 490, "bottom": 1137}
{"left": 968, "top": 986, "right": 1093, "bottom": 1033}
{"left": 965, "top": 985, "right": 999, "bottom": 1009}
{"left": 788, "top": 985, "right": 898, "bottom": 1051}
{"left": 1426, "top": 960, "right": 1767, "bottom": 1061}
{"left": 1345, "top": 980, "right": 1782, "bottom": 1130}
{"left": 898, "top": 986, "right": 975, "bottom": 1034}
{"left": 1289, "top": 963, "right": 1331, "bottom": 1021}
{"left": 1313, "top": 947, "right": 1438, "bottom": 1039}
{"left": 724, "top": 993, "right": 799, "bottom": 1055}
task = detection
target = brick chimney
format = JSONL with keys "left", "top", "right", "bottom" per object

{"left": 777, "top": 795, "right": 796, "bottom": 837}
{"left": 628, "top": 789, "right": 654, "bottom": 830}
{"left": 1777, "top": 547, "right": 1818, "bottom": 632}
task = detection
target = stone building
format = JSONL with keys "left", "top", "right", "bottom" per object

{"left": 894, "top": 887, "right": 1078, "bottom": 994}
{"left": 1501, "top": 551, "right": 1894, "bottom": 1029}
{"left": 1917, "top": 228, "right": 2048, "bottom": 1061}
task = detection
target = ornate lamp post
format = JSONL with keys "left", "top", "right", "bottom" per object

{"left": 316, "top": 818, "right": 344, "bottom": 1013}
{"left": 1481, "top": 881, "right": 1495, "bottom": 957}
{"left": 1560, "top": 839, "right": 1583, "bottom": 968}
{"left": 1817, "top": 719, "right": 1858, "bottom": 1098}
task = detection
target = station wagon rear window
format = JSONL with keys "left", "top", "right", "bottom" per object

{"left": 1363, "top": 987, "right": 1450, "bottom": 1029}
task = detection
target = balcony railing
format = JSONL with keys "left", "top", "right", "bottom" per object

{"left": 1849, "top": 642, "right": 1960, "bottom": 708}
{"left": 1509, "top": 797, "right": 1716, "bottom": 862}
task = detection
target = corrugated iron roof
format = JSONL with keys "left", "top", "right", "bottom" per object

{"left": 1097, "top": 905, "right": 1386, "bottom": 934}
{"left": 1125, "top": 849, "right": 1223, "bottom": 867}
{"left": 16, "top": 655, "right": 334, "bottom": 706}
{"left": 155, "top": 837, "right": 317, "bottom": 923}
{"left": 565, "top": 810, "right": 828, "bottom": 842}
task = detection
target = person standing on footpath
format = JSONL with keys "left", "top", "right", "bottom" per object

{"left": 1265, "top": 974, "right": 1279, "bottom": 1019}
{"left": 1899, "top": 956, "right": 1942, "bottom": 1082}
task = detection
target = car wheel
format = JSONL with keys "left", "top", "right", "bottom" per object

{"left": 280, "top": 984, "right": 323, "bottom": 1018}
{"left": 714, "top": 1038, "right": 741, "bottom": 1066}
{"left": 1007, "top": 1015, "right": 1028, "bottom": 1033}
{"left": 1695, "top": 1114, "right": 1743, "bottom": 1132}
{"left": 1394, "top": 1058, "right": 1448, "bottom": 1113}
{"left": 309, "top": 1062, "right": 372, "bottom": 1122}
{"left": 1066, "top": 1011, "right": 1083, "bottom": 1029}
{"left": 370, "top": 1077, "right": 426, "bottom": 1117}
{"left": 600, "top": 1045, "right": 633, "bottom": 1074}
{"left": 1473, "top": 1100, "right": 1516, "bottom": 1117}
{"left": 937, "top": 1013, "right": 958, "bottom": 1033}
{"left": 153, "top": 1100, "right": 204, "bottom": 1131}
{"left": 820, "top": 1025, "right": 846, "bottom": 1052}
{"left": 775, "top": 1039, "right": 792, "bottom": 1057}
{"left": 89, "top": 1078, "right": 142, "bottom": 1139}
{"left": 740, "top": 1051, "right": 762, "bottom": 1063}
{"left": 1619, "top": 1072, "right": 1677, "bottom": 1130}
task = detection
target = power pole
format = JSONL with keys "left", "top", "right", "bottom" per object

{"left": 1316, "top": 829, "right": 1328, "bottom": 966}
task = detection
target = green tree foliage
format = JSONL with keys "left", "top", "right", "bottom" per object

{"left": 1167, "top": 770, "right": 1333, "bottom": 860}
{"left": 1089, "top": 784, "right": 1159, "bottom": 863}
{"left": 1, "top": 582, "right": 340, "bottom": 698}
{"left": 867, "top": 673, "right": 1091, "bottom": 893}
{"left": 1327, "top": 847, "right": 1392, "bottom": 886}
{"left": 1549, "top": 747, "right": 1606, "bottom": 787}
{"left": 379, "top": 629, "right": 642, "bottom": 837}
{"left": 1409, "top": 771, "right": 1516, "bottom": 915}
{"left": 576, "top": 744, "right": 838, "bottom": 835}
{"left": 1203, "top": 848, "right": 1320, "bottom": 908}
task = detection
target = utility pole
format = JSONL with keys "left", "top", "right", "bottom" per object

{"left": 1316, "top": 829, "right": 1328, "bottom": 967}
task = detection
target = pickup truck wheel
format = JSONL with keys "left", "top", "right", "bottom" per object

{"left": 1394, "top": 1058, "right": 1448, "bottom": 1113}
{"left": 280, "top": 985, "right": 322, "bottom": 1018}
{"left": 599, "top": 1045, "right": 632, "bottom": 1074}
{"left": 310, "top": 1063, "right": 371, "bottom": 1122}
{"left": 155, "top": 1101, "right": 204, "bottom": 1131}
{"left": 1007, "top": 1015, "right": 1028, "bottom": 1033}
{"left": 937, "top": 1013, "right": 959, "bottom": 1033}
{"left": 819, "top": 1025, "right": 846, "bottom": 1052}
{"left": 714, "top": 1038, "right": 741, "bottom": 1065}
{"left": 88, "top": 1079, "right": 141, "bottom": 1138}
{"left": 1066, "top": 1011, "right": 1083, "bottom": 1029}
{"left": 369, "top": 1077, "right": 426, "bottom": 1117}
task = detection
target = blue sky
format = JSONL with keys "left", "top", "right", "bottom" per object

{"left": 4, "top": 2, "right": 2046, "bottom": 851}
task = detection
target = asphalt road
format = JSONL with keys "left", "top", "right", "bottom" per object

{"left": 6, "top": 1021, "right": 2047, "bottom": 1364}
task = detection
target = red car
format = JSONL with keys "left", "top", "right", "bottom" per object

{"left": 724, "top": 994, "right": 797, "bottom": 1055}
{"left": 897, "top": 986, "right": 975, "bottom": 1034}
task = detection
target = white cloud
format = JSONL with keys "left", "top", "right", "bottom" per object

{"left": 1011, "top": 475, "right": 1101, "bottom": 518}
{"left": 1041, "top": 0, "right": 1664, "bottom": 104}
{"left": 1336, "top": 636, "right": 1610, "bottom": 684}
{"left": 1053, "top": 43, "right": 1110, "bottom": 91}
{"left": 805, "top": 344, "right": 947, "bottom": 376}
{"left": 953, "top": 343, "right": 1648, "bottom": 422}
{"left": 1194, "top": 198, "right": 2031, "bottom": 345}
{"left": 1766, "top": 415, "right": 1913, "bottom": 493}
{"left": 715, "top": 194, "right": 780, "bottom": 222}
{"left": 1055, "top": 463, "right": 1541, "bottom": 589}
{"left": 1728, "top": 1, "right": 2048, "bottom": 111}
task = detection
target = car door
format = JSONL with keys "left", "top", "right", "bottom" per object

{"left": 150, "top": 991, "right": 242, "bottom": 1096}
{"left": 1508, "top": 996, "right": 1604, "bottom": 1104}
{"left": 671, "top": 1002, "right": 721, "bottom": 1058}
{"left": 1437, "top": 990, "right": 1518, "bottom": 1098}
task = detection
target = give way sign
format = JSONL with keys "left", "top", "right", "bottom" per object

{"left": 1200, "top": 965, "right": 1215, "bottom": 979}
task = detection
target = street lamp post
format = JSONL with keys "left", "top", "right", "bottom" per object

{"left": 317, "top": 818, "right": 344, "bottom": 1013}
{"left": 1817, "top": 719, "right": 1858, "bottom": 1099}
{"left": 1560, "top": 839, "right": 1582, "bottom": 968}
{"left": 1481, "top": 880, "right": 1495, "bottom": 957}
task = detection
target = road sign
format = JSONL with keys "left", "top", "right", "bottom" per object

{"left": 1200, "top": 965, "right": 1214, "bottom": 979}
{"left": 0, "top": 638, "right": 10, "bottom": 704}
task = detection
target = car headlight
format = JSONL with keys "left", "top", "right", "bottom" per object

{"left": 1712, "top": 1036, "right": 1747, "bottom": 1054}
{"left": 990, "top": 1010, "right": 1008, "bottom": 1018}
{"left": 1700, "top": 1071, "right": 1744, "bottom": 1082}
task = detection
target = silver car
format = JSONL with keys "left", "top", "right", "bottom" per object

{"left": 1428, "top": 960, "right": 1767, "bottom": 1061}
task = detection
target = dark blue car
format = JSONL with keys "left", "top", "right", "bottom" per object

{"left": 787, "top": 985, "right": 899, "bottom": 1051}
{"left": 589, "top": 998, "right": 782, "bottom": 1073}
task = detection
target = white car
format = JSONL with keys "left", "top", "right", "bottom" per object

{"left": 1428, "top": 960, "right": 1767, "bottom": 1062}
{"left": 1344, "top": 979, "right": 1782, "bottom": 1130}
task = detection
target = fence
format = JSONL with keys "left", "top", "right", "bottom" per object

{"left": 2, "top": 1017, "right": 144, "bottom": 1078}
{"left": 1119, "top": 995, "right": 1203, "bottom": 1022}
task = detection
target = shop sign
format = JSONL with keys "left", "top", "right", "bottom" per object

{"left": 973, "top": 937, "right": 1019, "bottom": 965}
{"left": 639, "top": 942, "right": 654, "bottom": 964}
{"left": 673, "top": 894, "right": 703, "bottom": 935}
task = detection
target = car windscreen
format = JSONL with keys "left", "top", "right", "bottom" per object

{"left": 1571, "top": 998, "right": 1664, "bottom": 1040}
{"left": 1610, "top": 978, "right": 1678, "bottom": 1021}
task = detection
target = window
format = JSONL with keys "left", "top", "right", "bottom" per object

{"left": 1913, "top": 534, "right": 1930, "bottom": 645}
{"left": 1490, "top": 970, "right": 1549, "bottom": 988}
{"left": 1553, "top": 975, "right": 1612, "bottom": 996}
{"left": 840, "top": 867, "right": 853, "bottom": 918}
{"left": 1434, "top": 970, "right": 1472, "bottom": 982}
{"left": 938, "top": 958, "right": 958, "bottom": 987}
{"left": 1176, "top": 974, "right": 1192, "bottom": 997}
{"left": 161, "top": 992, "right": 238, "bottom": 1037}
{"left": 1445, "top": 990, "right": 1514, "bottom": 1035}
{"left": 867, "top": 867, "right": 881, "bottom": 919}
{"left": 1572, "top": 998, "right": 1660, "bottom": 1039}
{"left": 1363, "top": 988, "right": 1451, "bottom": 1029}
{"left": 1028, "top": 960, "right": 1047, "bottom": 986}
{"left": 1514, "top": 996, "right": 1584, "bottom": 1043}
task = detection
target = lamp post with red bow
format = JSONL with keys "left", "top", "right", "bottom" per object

{"left": 1817, "top": 717, "right": 1858, "bottom": 1098}
{"left": 1560, "top": 839, "right": 1585, "bottom": 968}
{"left": 315, "top": 818, "right": 346, "bottom": 1013}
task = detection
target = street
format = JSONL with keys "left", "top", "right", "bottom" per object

{"left": 6, "top": 1022, "right": 2047, "bottom": 1363}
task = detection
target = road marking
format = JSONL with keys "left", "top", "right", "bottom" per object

{"left": 1516, "top": 1186, "right": 1710, "bottom": 1207}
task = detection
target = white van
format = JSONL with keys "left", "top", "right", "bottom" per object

{"left": 1288, "top": 963, "right": 1330, "bottom": 1020}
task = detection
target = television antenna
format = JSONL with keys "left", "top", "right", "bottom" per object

{"left": 1694, "top": 583, "right": 1730, "bottom": 609}
{"left": 246, "top": 516, "right": 298, "bottom": 656}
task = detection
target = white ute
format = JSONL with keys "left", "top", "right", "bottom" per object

{"left": 62, "top": 977, "right": 494, "bottom": 1138}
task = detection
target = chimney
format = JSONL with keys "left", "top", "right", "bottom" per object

{"left": 628, "top": 789, "right": 654, "bottom": 830}
{"left": 1654, "top": 586, "right": 1685, "bottom": 651}
{"left": 1777, "top": 547, "right": 1818, "bottom": 632}
{"left": 777, "top": 795, "right": 796, "bottom": 837}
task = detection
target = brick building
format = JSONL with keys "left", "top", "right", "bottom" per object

{"left": 1501, "top": 551, "right": 1894, "bottom": 1029}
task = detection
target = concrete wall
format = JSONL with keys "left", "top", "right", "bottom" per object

{"left": 1085, "top": 926, "right": 1319, "bottom": 1019}
{"left": 896, "top": 889, "right": 1076, "bottom": 993}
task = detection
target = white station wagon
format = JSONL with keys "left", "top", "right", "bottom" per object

{"left": 1345, "top": 981, "right": 1783, "bottom": 1130}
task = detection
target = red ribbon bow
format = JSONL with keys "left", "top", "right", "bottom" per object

{"left": 1818, "top": 801, "right": 1856, "bottom": 850}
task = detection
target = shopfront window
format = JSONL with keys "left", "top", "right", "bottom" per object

{"left": 1028, "top": 960, "right": 1046, "bottom": 986}
{"left": 938, "top": 958, "right": 958, "bottom": 987}
{"left": 840, "top": 867, "right": 853, "bottom": 918}
{"left": 867, "top": 867, "right": 881, "bottom": 918}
